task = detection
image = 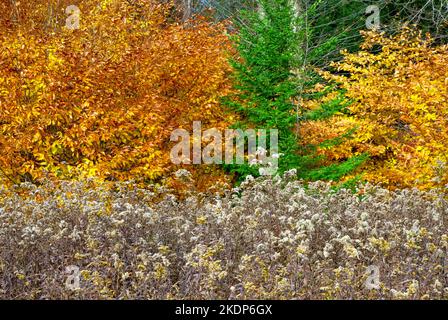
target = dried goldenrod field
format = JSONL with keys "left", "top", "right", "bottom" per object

{"left": 0, "top": 173, "right": 446, "bottom": 299}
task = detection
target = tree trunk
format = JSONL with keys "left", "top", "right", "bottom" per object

{"left": 182, "top": 0, "right": 192, "bottom": 21}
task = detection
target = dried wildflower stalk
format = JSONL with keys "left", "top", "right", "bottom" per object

{"left": 0, "top": 174, "right": 446, "bottom": 300}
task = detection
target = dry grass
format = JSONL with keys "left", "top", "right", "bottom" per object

{"left": 0, "top": 172, "right": 447, "bottom": 299}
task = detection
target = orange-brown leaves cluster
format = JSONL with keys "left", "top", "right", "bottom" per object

{"left": 0, "top": 0, "right": 234, "bottom": 190}
{"left": 301, "top": 28, "right": 448, "bottom": 189}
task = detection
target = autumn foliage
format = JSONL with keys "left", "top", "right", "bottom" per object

{"left": 301, "top": 28, "right": 448, "bottom": 189}
{"left": 0, "top": 0, "right": 234, "bottom": 189}
{"left": 1, "top": 1, "right": 447, "bottom": 192}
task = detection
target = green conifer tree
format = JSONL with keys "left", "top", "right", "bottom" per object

{"left": 224, "top": 0, "right": 367, "bottom": 181}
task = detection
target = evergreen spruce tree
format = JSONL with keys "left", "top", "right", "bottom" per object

{"left": 224, "top": 0, "right": 367, "bottom": 181}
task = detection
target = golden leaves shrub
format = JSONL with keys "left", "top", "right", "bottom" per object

{"left": 0, "top": 0, "right": 234, "bottom": 189}
{"left": 301, "top": 28, "right": 448, "bottom": 189}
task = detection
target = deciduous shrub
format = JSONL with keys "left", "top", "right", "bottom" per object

{"left": 0, "top": 0, "right": 234, "bottom": 190}
{"left": 301, "top": 28, "right": 448, "bottom": 190}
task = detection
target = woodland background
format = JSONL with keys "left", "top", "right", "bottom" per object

{"left": 0, "top": 0, "right": 447, "bottom": 299}
{"left": 0, "top": 0, "right": 447, "bottom": 190}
